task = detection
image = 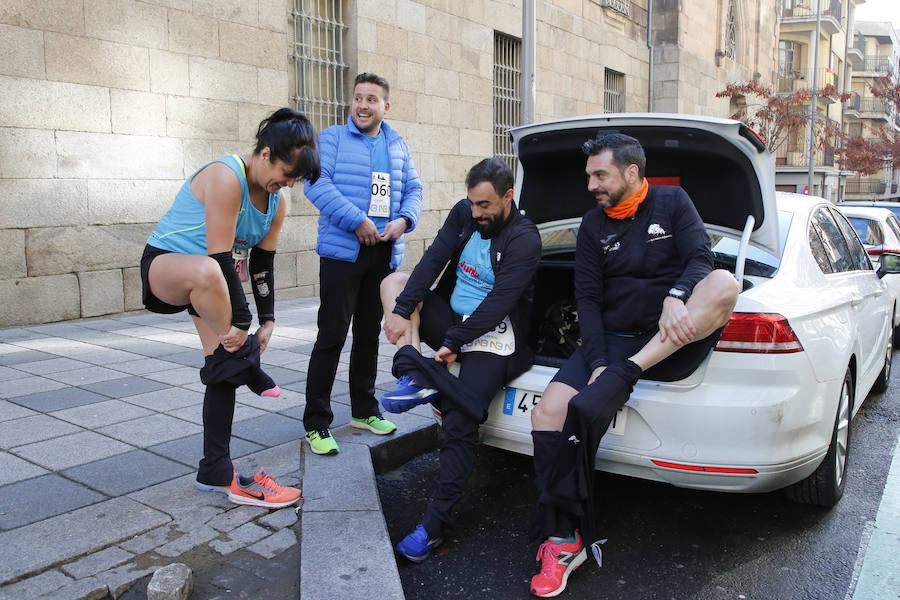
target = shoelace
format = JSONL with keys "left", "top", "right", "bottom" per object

{"left": 535, "top": 542, "right": 561, "bottom": 576}
{"left": 253, "top": 471, "right": 280, "bottom": 493}
{"left": 313, "top": 429, "right": 331, "bottom": 440}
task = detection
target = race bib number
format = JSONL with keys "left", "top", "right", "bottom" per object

{"left": 460, "top": 315, "right": 515, "bottom": 356}
{"left": 368, "top": 171, "right": 391, "bottom": 218}
{"left": 232, "top": 247, "right": 249, "bottom": 282}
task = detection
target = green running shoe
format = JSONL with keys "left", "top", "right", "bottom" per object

{"left": 350, "top": 415, "right": 397, "bottom": 435}
{"left": 306, "top": 429, "right": 339, "bottom": 455}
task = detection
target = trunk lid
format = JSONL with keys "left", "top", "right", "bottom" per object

{"left": 510, "top": 113, "right": 780, "bottom": 256}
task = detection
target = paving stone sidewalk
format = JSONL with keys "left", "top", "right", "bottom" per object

{"left": 0, "top": 298, "right": 436, "bottom": 599}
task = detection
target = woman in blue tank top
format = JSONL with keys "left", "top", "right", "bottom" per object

{"left": 140, "top": 108, "right": 320, "bottom": 509}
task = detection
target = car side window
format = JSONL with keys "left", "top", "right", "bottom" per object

{"left": 886, "top": 215, "right": 900, "bottom": 244}
{"left": 810, "top": 208, "right": 853, "bottom": 272}
{"left": 846, "top": 217, "right": 882, "bottom": 245}
{"left": 808, "top": 222, "right": 835, "bottom": 274}
{"left": 829, "top": 207, "right": 873, "bottom": 271}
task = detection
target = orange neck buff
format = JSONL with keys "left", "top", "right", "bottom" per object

{"left": 604, "top": 178, "right": 648, "bottom": 220}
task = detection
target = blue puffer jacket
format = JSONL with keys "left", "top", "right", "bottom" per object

{"left": 305, "top": 116, "right": 423, "bottom": 269}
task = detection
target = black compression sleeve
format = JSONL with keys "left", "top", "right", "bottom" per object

{"left": 249, "top": 247, "right": 276, "bottom": 324}
{"left": 210, "top": 251, "right": 252, "bottom": 330}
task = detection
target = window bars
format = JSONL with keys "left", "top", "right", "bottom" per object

{"left": 725, "top": 0, "right": 736, "bottom": 60}
{"left": 289, "top": 0, "right": 349, "bottom": 133}
{"left": 493, "top": 32, "right": 522, "bottom": 170}
{"left": 604, "top": 68, "right": 625, "bottom": 113}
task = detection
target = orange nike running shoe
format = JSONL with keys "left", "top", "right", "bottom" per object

{"left": 228, "top": 469, "right": 301, "bottom": 509}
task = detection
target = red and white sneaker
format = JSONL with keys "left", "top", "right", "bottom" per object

{"left": 228, "top": 469, "right": 301, "bottom": 509}
{"left": 530, "top": 530, "right": 587, "bottom": 598}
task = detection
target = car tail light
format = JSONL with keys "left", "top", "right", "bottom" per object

{"left": 714, "top": 313, "right": 803, "bottom": 354}
{"left": 651, "top": 460, "right": 758, "bottom": 474}
{"left": 867, "top": 247, "right": 900, "bottom": 256}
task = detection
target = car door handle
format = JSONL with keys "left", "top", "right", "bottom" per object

{"left": 850, "top": 294, "right": 863, "bottom": 308}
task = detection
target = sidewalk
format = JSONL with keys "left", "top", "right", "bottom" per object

{"left": 0, "top": 297, "right": 438, "bottom": 600}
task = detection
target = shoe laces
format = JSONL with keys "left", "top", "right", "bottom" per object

{"left": 397, "top": 374, "right": 413, "bottom": 386}
{"left": 535, "top": 541, "right": 562, "bottom": 575}
{"left": 254, "top": 471, "right": 281, "bottom": 493}
{"left": 313, "top": 428, "right": 331, "bottom": 440}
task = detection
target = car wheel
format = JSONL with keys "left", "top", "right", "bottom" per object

{"left": 785, "top": 369, "right": 852, "bottom": 507}
{"left": 872, "top": 340, "right": 892, "bottom": 394}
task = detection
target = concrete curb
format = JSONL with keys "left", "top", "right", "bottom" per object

{"left": 851, "top": 430, "right": 900, "bottom": 600}
{"left": 299, "top": 410, "right": 441, "bottom": 600}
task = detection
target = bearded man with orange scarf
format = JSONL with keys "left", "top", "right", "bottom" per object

{"left": 526, "top": 132, "right": 740, "bottom": 598}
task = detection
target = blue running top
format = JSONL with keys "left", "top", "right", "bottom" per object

{"left": 148, "top": 155, "right": 280, "bottom": 255}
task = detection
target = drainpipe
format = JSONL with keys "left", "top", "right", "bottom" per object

{"left": 521, "top": 0, "right": 536, "bottom": 125}
{"left": 807, "top": 2, "right": 822, "bottom": 196}
{"left": 647, "top": 0, "right": 654, "bottom": 112}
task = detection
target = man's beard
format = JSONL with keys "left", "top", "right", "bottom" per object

{"left": 474, "top": 214, "right": 504, "bottom": 238}
{"left": 594, "top": 185, "right": 626, "bottom": 208}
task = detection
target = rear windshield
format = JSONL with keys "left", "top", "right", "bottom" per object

{"left": 709, "top": 210, "right": 792, "bottom": 278}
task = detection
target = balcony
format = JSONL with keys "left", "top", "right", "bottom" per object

{"left": 860, "top": 97, "right": 891, "bottom": 120}
{"left": 780, "top": 0, "right": 842, "bottom": 35}
{"left": 844, "top": 92, "right": 861, "bottom": 118}
{"left": 776, "top": 68, "right": 840, "bottom": 99}
{"left": 856, "top": 55, "right": 894, "bottom": 76}
{"left": 847, "top": 34, "right": 865, "bottom": 68}
{"left": 845, "top": 180, "right": 887, "bottom": 195}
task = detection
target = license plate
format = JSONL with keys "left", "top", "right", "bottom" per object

{"left": 503, "top": 387, "right": 627, "bottom": 436}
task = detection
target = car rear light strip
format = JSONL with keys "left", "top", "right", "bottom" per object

{"left": 651, "top": 460, "right": 758, "bottom": 474}
{"left": 714, "top": 313, "right": 804, "bottom": 354}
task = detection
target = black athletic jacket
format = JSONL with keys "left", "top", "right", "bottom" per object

{"left": 576, "top": 185, "right": 713, "bottom": 370}
{"left": 393, "top": 198, "right": 542, "bottom": 378}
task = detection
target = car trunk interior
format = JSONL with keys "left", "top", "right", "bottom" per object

{"left": 517, "top": 124, "right": 766, "bottom": 366}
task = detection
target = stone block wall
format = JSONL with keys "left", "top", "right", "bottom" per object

{"left": 0, "top": 0, "right": 296, "bottom": 326}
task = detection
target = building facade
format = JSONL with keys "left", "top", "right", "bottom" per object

{"left": 843, "top": 20, "right": 900, "bottom": 201}
{"left": 774, "top": 0, "right": 862, "bottom": 200}
{"left": 0, "top": 0, "right": 777, "bottom": 326}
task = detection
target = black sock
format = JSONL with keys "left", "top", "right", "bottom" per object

{"left": 197, "top": 382, "right": 236, "bottom": 485}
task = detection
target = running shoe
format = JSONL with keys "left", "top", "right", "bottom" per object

{"left": 228, "top": 469, "right": 301, "bottom": 509}
{"left": 380, "top": 375, "right": 439, "bottom": 413}
{"left": 306, "top": 428, "right": 339, "bottom": 455}
{"left": 396, "top": 524, "right": 443, "bottom": 563}
{"left": 195, "top": 466, "right": 236, "bottom": 494}
{"left": 350, "top": 415, "right": 397, "bottom": 435}
{"left": 530, "top": 531, "right": 587, "bottom": 598}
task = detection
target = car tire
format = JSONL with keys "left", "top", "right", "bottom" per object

{"left": 893, "top": 324, "right": 900, "bottom": 348}
{"left": 785, "top": 369, "right": 852, "bottom": 507}
{"left": 872, "top": 340, "right": 892, "bottom": 394}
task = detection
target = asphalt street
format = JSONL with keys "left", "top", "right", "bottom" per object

{"left": 377, "top": 352, "right": 900, "bottom": 600}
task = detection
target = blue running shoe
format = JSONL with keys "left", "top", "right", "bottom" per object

{"left": 397, "top": 524, "right": 443, "bottom": 563}
{"left": 380, "top": 375, "right": 439, "bottom": 414}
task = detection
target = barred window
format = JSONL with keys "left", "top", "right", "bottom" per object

{"left": 604, "top": 69, "right": 625, "bottom": 113}
{"left": 493, "top": 32, "right": 522, "bottom": 170}
{"left": 725, "top": 0, "right": 736, "bottom": 60}
{"left": 289, "top": 0, "right": 349, "bottom": 134}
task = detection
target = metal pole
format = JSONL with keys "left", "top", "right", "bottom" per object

{"left": 521, "top": 0, "right": 535, "bottom": 125}
{"left": 807, "top": 1, "right": 822, "bottom": 195}
{"left": 647, "top": 0, "right": 654, "bottom": 112}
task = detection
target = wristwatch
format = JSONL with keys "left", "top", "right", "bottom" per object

{"left": 667, "top": 287, "right": 689, "bottom": 303}
{"left": 402, "top": 215, "right": 412, "bottom": 229}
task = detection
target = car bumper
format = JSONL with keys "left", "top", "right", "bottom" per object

{"left": 469, "top": 352, "right": 841, "bottom": 494}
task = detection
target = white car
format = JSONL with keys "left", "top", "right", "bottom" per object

{"left": 459, "top": 114, "right": 898, "bottom": 507}
{"left": 836, "top": 205, "right": 900, "bottom": 345}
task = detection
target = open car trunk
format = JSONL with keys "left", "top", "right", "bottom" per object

{"left": 511, "top": 114, "right": 780, "bottom": 368}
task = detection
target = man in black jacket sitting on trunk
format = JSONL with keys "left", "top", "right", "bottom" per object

{"left": 527, "top": 131, "right": 740, "bottom": 598}
{"left": 379, "top": 157, "right": 542, "bottom": 564}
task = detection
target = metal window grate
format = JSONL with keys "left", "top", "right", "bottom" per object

{"left": 493, "top": 32, "right": 522, "bottom": 170}
{"left": 604, "top": 68, "right": 624, "bottom": 113}
{"left": 725, "top": 0, "right": 736, "bottom": 60}
{"left": 289, "top": 0, "right": 349, "bottom": 133}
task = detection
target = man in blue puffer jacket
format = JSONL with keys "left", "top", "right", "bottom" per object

{"left": 303, "top": 72, "right": 423, "bottom": 455}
